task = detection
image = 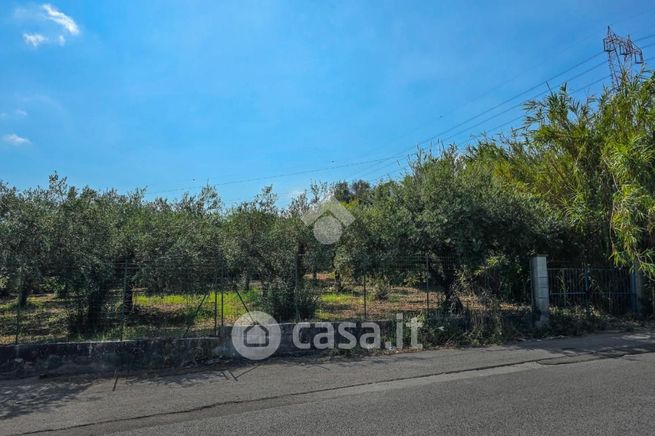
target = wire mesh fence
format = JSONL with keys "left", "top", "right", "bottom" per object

{"left": 3, "top": 255, "right": 638, "bottom": 346}
{"left": 1, "top": 255, "right": 459, "bottom": 345}
{"left": 547, "top": 266, "right": 634, "bottom": 314}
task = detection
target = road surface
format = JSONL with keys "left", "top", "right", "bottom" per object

{"left": 2, "top": 331, "right": 655, "bottom": 435}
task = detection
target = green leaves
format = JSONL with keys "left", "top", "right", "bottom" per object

{"left": 2, "top": 71, "right": 655, "bottom": 323}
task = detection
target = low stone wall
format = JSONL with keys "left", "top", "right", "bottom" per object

{"left": 0, "top": 321, "right": 393, "bottom": 378}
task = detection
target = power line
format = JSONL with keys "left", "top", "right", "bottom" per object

{"left": 456, "top": 73, "right": 613, "bottom": 143}
{"left": 273, "top": 51, "right": 610, "bottom": 189}
{"left": 406, "top": 52, "right": 606, "bottom": 150}
{"left": 148, "top": 157, "right": 396, "bottom": 195}
{"left": 346, "top": 62, "right": 612, "bottom": 183}
{"left": 359, "top": 55, "right": 655, "bottom": 185}
{"left": 355, "top": 72, "right": 626, "bottom": 184}
{"left": 352, "top": 51, "right": 655, "bottom": 184}
{"left": 439, "top": 61, "right": 607, "bottom": 144}
{"left": 635, "top": 33, "right": 655, "bottom": 43}
{"left": 216, "top": 68, "right": 624, "bottom": 205}
{"left": 353, "top": 10, "right": 655, "bottom": 169}
{"left": 347, "top": 31, "right": 654, "bottom": 181}
{"left": 150, "top": 30, "right": 655, "bottom": 202}
{"left": 149, "top": 46, "right": 608, "bottom": 198}
{"left": 365, "top": 31, "right": 654, "bottom": 169}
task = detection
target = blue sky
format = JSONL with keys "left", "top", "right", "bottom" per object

{"left": 1, "top": 1, "right": 654, "bottom": 206}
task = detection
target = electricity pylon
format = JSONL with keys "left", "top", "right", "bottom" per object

{"left": 603, "top": 26, "right": 644, "bottom": 88}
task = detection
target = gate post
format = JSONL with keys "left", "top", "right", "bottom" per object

{"left": 630, "top": 261, "right": 644, "bottom": 315}
{"left": 530, "top": 255, "right": 550, "bottom": 328}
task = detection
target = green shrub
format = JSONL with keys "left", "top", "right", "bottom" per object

{"left": 548, "top": 306, "right": 609, "bottom": 336}
{"left": 373, "top": 278, "right": 391, "bottom": 301}
{"left": 0, "top": 275, "right": 8, "bottom": 298}
{"left": 40, "top": 277, "right": 66, "bottom": 297}
{"left": 259, "top": 278, "right": 318, "bottom": 322}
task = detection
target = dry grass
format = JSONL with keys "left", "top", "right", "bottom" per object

{"left": 0, "top": 294, "right": 69, "bottom": 344}
{"left": 1, "top": 280, "right": 532, "bottom": 345}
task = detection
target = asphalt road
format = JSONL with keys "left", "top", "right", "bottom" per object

{"left": 3, "top": 331, "right": 655, "bottom": 435}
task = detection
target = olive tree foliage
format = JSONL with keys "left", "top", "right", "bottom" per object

{"left": 0, "top": 180, "right": 53, "bottom": 304}
{"left": 289, "top": 182, "right": 338, "bottom": 283}
{"left": 127, "top": 186, "right": 225, "bottom": 295}
{"left": 218, "top": 183, "right": 331, "bottom": 321}
{"left": 223, "top": 186, "right": 285, "bottom": 289}
{"left": 50, "top": 183, "right": 120, "bottom": 332}
{"left": 0, "top": 175, "right": 229, "bottom": 332}
{"left": 3, "top": 71, "right": 655, "bottom": 326}
{"left": 421, "top": 150, "right": 562, "bottom": 301}
{"left": 336, "top": 145, "right": 568, "bottom": 306}
{"left": 335, "top": 179, "right": 414, "bottom": 286}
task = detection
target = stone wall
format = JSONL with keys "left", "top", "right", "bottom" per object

{"left": 0, "top": 321, "right": 393, "bottom": 378}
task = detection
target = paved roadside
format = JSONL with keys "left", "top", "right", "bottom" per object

{"left": 2, "top": 330, "right": 655, "bottom": 435}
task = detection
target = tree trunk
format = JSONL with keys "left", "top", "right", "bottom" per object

{"left": 244, "top": 273, "right": 251, "bottom": 291}
{"left": 123, "top": 288, "right": 134, "bottom": 313}
{"left": 295, "top": 243, "right": 305, "bottom": 290}
{"left": 430, "top": 257, "right": 462, "bottom": 313}
{"left": 441, "top": 272, "right": 463, "bottom": 313}
{"left": 18, "top": 276, "right": 32, "bottom": 307}
{"left": 122, "top": 262, "right": 133, "bottom": 313}
{"left": 19, "top": 288, "right": 30, "bottom": 307}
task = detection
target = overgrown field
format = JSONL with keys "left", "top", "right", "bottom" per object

{"left": 3, "top": 281, "right": 645, "bottom": 347}
{"left": 0, "top": 282, "right": 436, "bottom": 344}
{"left": 3, "top": 75, "right": 655, "bottom": 345}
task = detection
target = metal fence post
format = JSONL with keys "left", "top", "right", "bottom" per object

{"left": 121, "top": 261, "right": 127, "bottom": 341}
{"left": 584, "top": 266, "right": 593, "bottom": 316}
{"left": 15, "top": 296, "right": 21, "bottom": 345}
{"left": 530, "top": 255, "right": 550, "bottom": 328}
{"left": 221, "top": 271, "right": 225, "bottom": 337}
{"left": 584, "top": 266, "right": 590, "bottom": 305}
{"left": 425, "top": 254, "right": 430, "bottom": 314}
{"left": 363, "top": 273, "right": 367, "bottom": 320}
{"left": 630, "top": 261, "right": 644, "bottom": 315}
{"left": 214, "top": 274, "right": 218, "bottom": 337}
{"left": 294, "top": 253, "right": 300, "bottom": 322}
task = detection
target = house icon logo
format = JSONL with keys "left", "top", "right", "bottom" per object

{"left": 301, "top": 194, "right": 355, "bottom": 245}
{"left": 232, "top": 311, "right": 281, "bottom": 360}
{"left": 244, "top": 323, "right": 269, "bottom": 347}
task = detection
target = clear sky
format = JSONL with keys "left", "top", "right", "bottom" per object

{"left": 1, "top": 1, "right": 654, "bottom": 206}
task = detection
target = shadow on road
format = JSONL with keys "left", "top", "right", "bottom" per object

{"left": 505, "top": 331, "right": 655, "bottom": 355}
{"left": 2, "top": 330, "right": 654, "bottom": 422}
{"left": 0, "top": 377, "right": 93, "bottom": 420}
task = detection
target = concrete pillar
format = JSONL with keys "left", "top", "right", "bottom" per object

{"left": 530, "top": 255, "right": 549, "bottom": 328}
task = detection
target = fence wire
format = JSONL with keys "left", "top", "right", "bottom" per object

{"left": 547, "top": 266, "right": 634, "bottom": 314}
{"left": 1, "top": 255, "right": 637, "bottom": 345}
{"left": 1, "top": 255, "right": 453, "bottom": 345}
